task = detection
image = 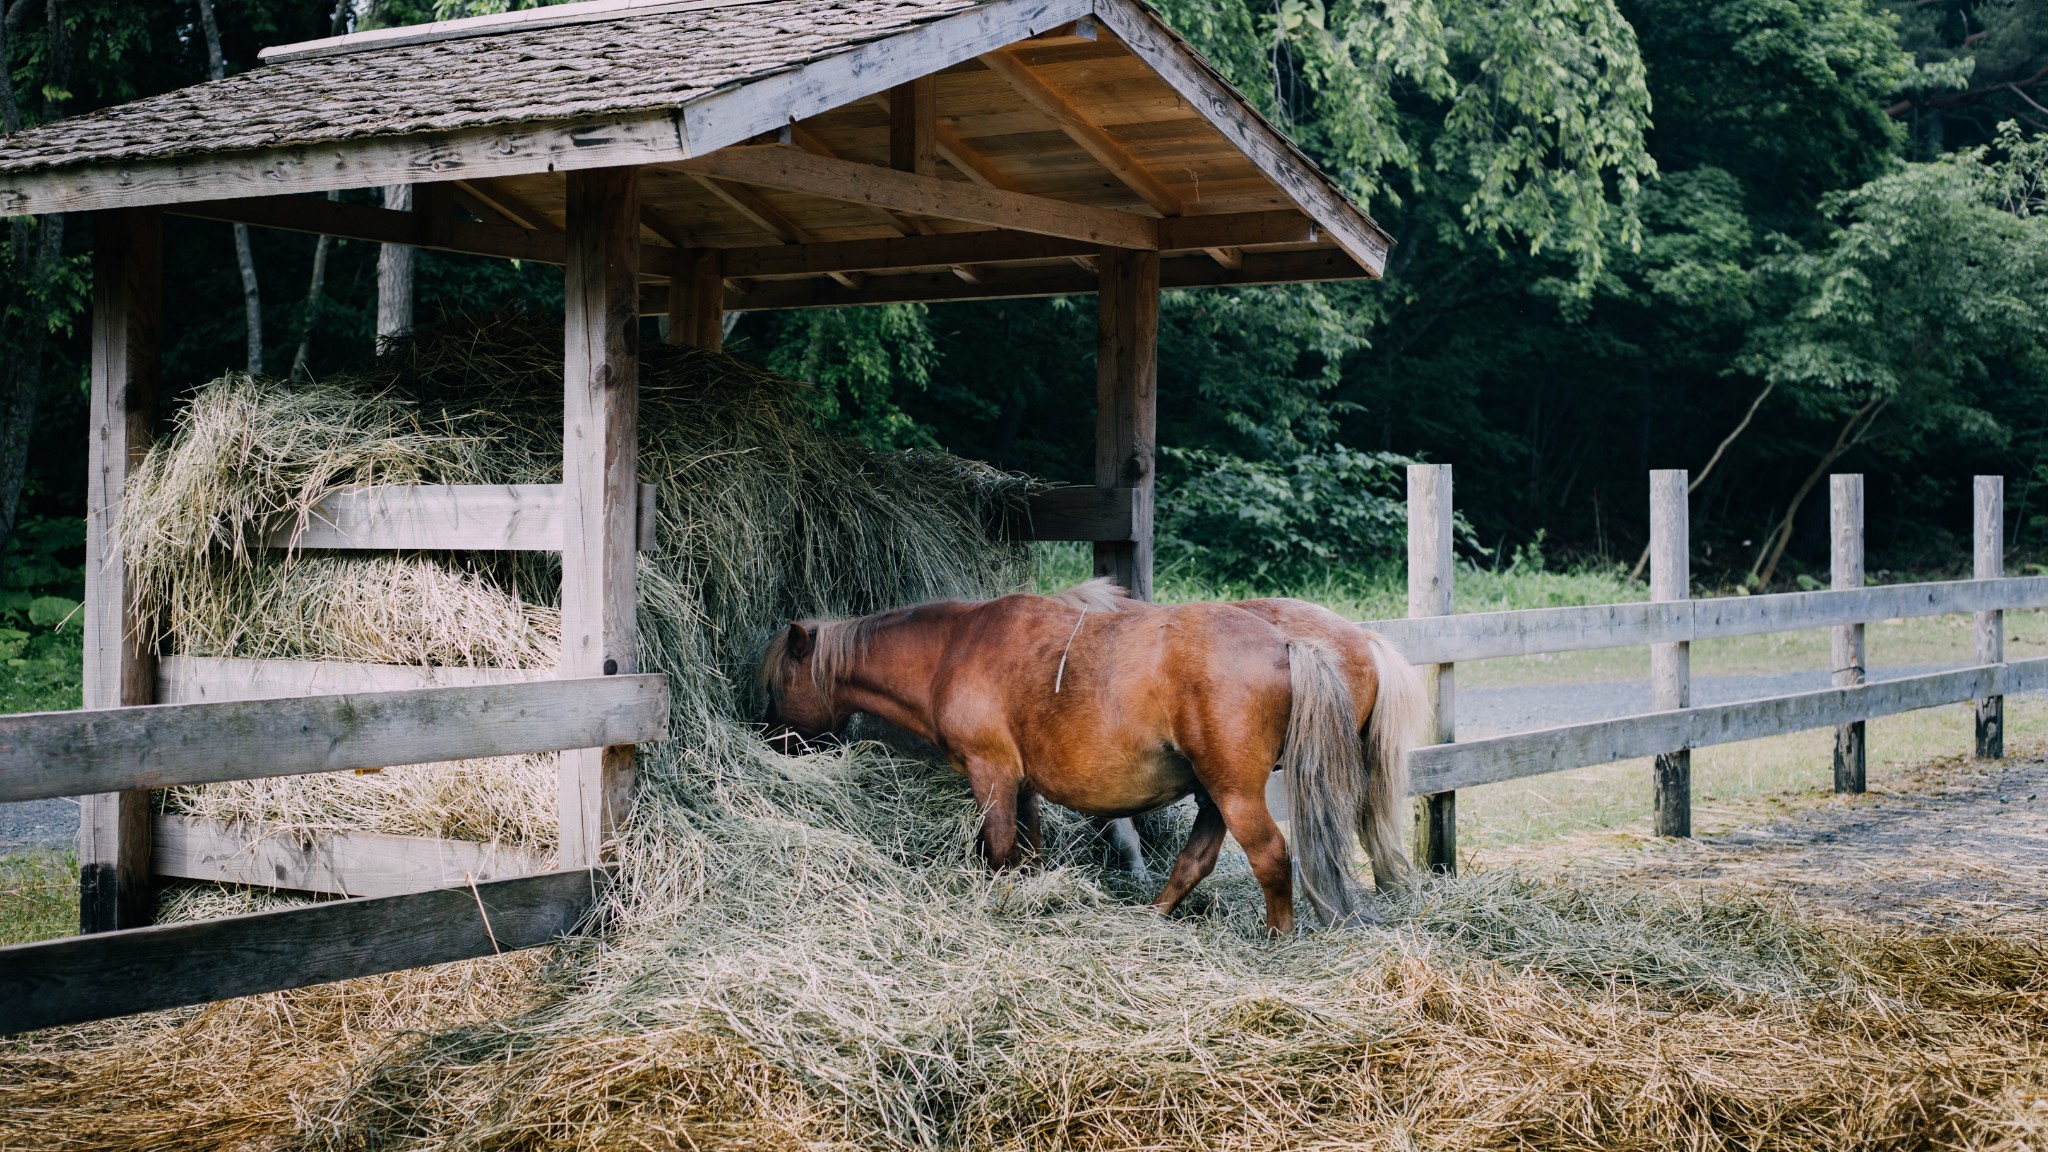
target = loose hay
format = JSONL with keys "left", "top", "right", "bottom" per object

{"left": 6, "top": 315, "right": 2046, "bottom": 1150}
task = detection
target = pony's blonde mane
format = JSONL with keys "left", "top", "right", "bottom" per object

{"left": 1047, "top": 577, "right": 1141, "bottom": 613}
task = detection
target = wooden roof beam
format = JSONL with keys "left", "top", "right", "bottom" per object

{"left": 862, "top": 92, "right": 1029, "bottom": 195}
{"left": 453, "top": 179, "right": 552, "bottom": 231}
{"left": 670, "top": 146, "right": 1158, "bottom": 250}
{"left": 977, "top": 46, "right": 1181, "bottom": 219}
{"left": 689, "top": 173, "right": 864, "bottom": 289}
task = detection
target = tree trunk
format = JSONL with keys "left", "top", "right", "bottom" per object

{"left": 195, "top": 0, "right": 263, "bottom": 375}
{"left": 289, "top": 195, "right": 337, "bottom": 381}
{"left": 377, "top": 184, "right": 414, "bottom": 348}
{"left": 1628, "top": 380, "right": 1776, "bottom": 581}
{"left": 1752, "top": 395, "right": 1886, "bottom": 590}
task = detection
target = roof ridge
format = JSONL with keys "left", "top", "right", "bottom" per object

{"left": 258, "top": 0, "right": 792, "bottom": 65}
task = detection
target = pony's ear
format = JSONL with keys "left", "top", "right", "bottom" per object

{"left": 785, "top": 620, "right": 814, "bottom": 660}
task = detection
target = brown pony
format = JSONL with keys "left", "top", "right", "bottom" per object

{"left": 757, "top": 580, "right": 1426, "bottom": 933}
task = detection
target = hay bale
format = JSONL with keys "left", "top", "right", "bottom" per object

{"left": 9, "top": 314, "right": 2045, "bottom": 1150}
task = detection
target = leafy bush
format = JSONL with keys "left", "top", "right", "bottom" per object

{"left": 1155, "top": 444, "right": 1411, "bottom": 583}
{"left": 1, "top": 516, "right": 85, "bottom": 713}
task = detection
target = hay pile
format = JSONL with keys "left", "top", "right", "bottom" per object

{"left": 5, "top": 315, "right": 2046, "bottom": 1150}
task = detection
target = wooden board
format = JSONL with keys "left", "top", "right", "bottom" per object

{"left": 1409, "top": 658, "right": 2048, "bottom": 795}
{"left": 260, "top": 483, "right": 657, "bottom": 552}
{"left": 0, "top": 674, "right": 669, "bottom": 804}
{"left": 152, "top": 815, "right": 548, "bottom": 898}
{"left": 1363, "top": 576, "right": 2048, "bottom": 666}
{"left": 0, "top": 868, "right": 598, "bottom": 1034}
{"left": 1093, "top": 247, "right": 1157, "bottom": 598}
{"left": 997, "top": 486, "right": 1135, "bottom": 542}
{"left": 171, "top": 195, "right": 573, "bottom": 269}
{"left": 158, "top": 655, "right": 549, "bottom": 703}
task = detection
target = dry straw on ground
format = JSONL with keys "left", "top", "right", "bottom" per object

{"left": 5, "top": 315, "right": 2045, "bottom": 1150}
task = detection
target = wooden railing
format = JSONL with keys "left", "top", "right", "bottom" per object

{"left": 1381, "top": 466, "right": 2022, "bottom": 871}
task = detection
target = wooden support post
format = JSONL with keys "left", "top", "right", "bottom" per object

{"left": 1976, "top": 474, "right": 2005, "bottom": 760}
{"left": 1650, "top": 470, "right": 1691, "bottom": 836}
{"left": 1407, "top": 463, "right": 1456, "bottom": 874}
{"left": 559, "top": 166, "right": 642, "bottom": 870}
{"left": 1093, "top": 247, "right": 1158, "bottom": 600}
{"left": 1832, "top": 475, "right": 1867, "bottom": 792}
{"left": 889, "top": 75, "right": 938, "bottom": 177}
{"left": 80, "top": 207, "right": 161, "bottom": 933}
{"left": 665, "top": 248, "right": 724, "bottom": 351}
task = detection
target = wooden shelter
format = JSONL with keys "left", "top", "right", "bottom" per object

{"left": 0, "top": 0, "right": 1389, "bottom": 1025}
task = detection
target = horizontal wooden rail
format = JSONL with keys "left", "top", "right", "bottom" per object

{"left": 152, "top": 816, "right": 548, "bottom": 897}
{"left": 1365, "top": 576, "right": 2048, "bottom": 666}
{"left": 263, "top": 482, "right": 657, "bottom": 552}
{"left": 1410, "top": 657, "right": 2048, "bottom": 794}
{"left": 1000, "top": 486, "right": 1135, "bottom": 543}
{"left": 158, "top": 655, "right": 550, "bottom": 703}
{"left": 0, "top": 868, "right": 598, "bottom": 1034}
{"left": 0, "top": 674, "right": 669, "bottom": 803}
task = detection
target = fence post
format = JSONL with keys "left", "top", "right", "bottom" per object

{"left": 1407, "top": 463, "right": 1456, "bottom": 874}
{"left": 1649, "top": 470, "right": 1691, "bottom": 837}
{"left": 1975, "top": 475, "right": 2005, "bottom": 759}
{"left": 1832, "top": 475, "right": 1866, "bottom": 793}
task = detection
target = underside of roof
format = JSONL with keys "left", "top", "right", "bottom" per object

{"left": 0, "top": 0, "right": 1392, "bottom": 308}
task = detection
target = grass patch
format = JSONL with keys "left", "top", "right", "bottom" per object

{"left": 0, "top": 848, "right": 76, "bottom": 946}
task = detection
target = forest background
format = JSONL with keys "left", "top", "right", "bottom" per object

{"left": 2, "top": 0, "right": 2047, "bottom": 659}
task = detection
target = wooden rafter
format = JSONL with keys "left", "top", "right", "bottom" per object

{"left": 977, "top": 46, "right": 1182, "bottom": 218}
{"left": 688, "top": 173, "right": 865, "bottom": 289}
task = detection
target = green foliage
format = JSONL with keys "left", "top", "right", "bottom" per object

{"left": 0, "top": 516, "right": 83, "bottom": 712}
{"left": 758, "top": 305, "right": 940, "bottom": 451}
{"left": 1155, "top": 444, "right": 1412, "bottom": 583}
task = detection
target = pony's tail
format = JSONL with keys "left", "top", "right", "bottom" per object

{"left": 1281, "top": 641, "right": 1368, "bottom": 925}
{"left": 1361, "top": 633, "right": 1424, "bottom": 893}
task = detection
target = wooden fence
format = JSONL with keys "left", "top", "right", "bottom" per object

{"left": 1376, "top": 465, "right": 2029, "bottom": 872}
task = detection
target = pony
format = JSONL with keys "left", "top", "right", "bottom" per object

{"left": 757, "top": 579, "right": 1426, "bottom": 933}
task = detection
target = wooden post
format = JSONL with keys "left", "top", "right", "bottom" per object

{"left": 559, "top": 167, "right": 642, "bottom": 870}
{"left": 1407, "top": 463, "right": 1456, "bottom": 874}
{"left": 889, "top": 75, "right": 938, "bottom": 177}
{"left": 80, "top": 207, "right": 161, "bottom": 933}
{"left": 1832, "top": 475, "right": 1867, "bottom": 792}
{"left": 1094, "top": 247, "right": 1158, "bottom": 600}
{"left": 1976, "top": 475, "right": 2004, "bottom": 760}
{"left": 665, "top": 249, "right": 724, "bottom": 351}
{"left": 1650, "top": 469, "right": 1691, "bottom": 837}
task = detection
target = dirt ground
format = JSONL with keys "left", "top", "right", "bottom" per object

{"left": 1496, "top": 747, "right": 2048, "bottom": 934}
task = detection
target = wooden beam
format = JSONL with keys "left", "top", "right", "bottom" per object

{"left": 0, "top": 675, "right": 670, "bottom": 804}
{"left": 995, "top": 486, "right": 1136, "bottom": 542}
{"left": 978, "top": 46, "right": 1181, "bottom": 217}
{"left": 0, "top": 868, "right": 599, "bottom": 1034}
{"left": 152, "top": 815, "right": 548, "bottom": 898}
{"left": 1092, "top": 0, "right": 1391, "bottom": 275}
{"left": 889, "top": 75, "right": 940, "bottom": 177}
{"left": 864, "top": 92, "right": 1032, "bottom": 195}
{"left": 672, "top": 146, "right": 1159, "bottom": 250}
{"left": 257, "top": 483, "right": 657, "bottom": 552}
{"left": 1409, "top": 659, "right": 2048, "bottom": 796}
{"left": 560, "top": 167, "right": 645, "bottom": 871}
{"left": 158, "top": 655, "right": 549, "bottom": 703}
{"left": 172, "top": 195, "right": 567, "bottom": 265}
{"left": 454, "top": 179, "right": 546, "bottom": 230}
{"left": 1406, "top": 463, "right": 1457, "bottom": 875}
{"left": 1649, "top": 469, "right": 1690, "bottom": 838}
{"left": 678, "top": 247, "right": 1368, "bottom": 312}
{"left": 81, "top": 207, "right": 160, "bottom": 934}
{"left": 1094, "top": 248, "right": 1158, "bottom": 599}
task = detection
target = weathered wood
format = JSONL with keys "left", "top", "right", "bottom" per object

{"left": 666, "top": 249, "right": 725, "bottom": 350}
{"left": 1093, "top": 247, "right": 1158, "bottom": 599}
{"left": 157, "top": 655, "right": 549, "bottom": 703}
{"left": 171, "top": 194, "right": 570, "bottom": 267}
{"left": 0, "top": 868, "right": 599, "bottom": 1035}
{"left": 671, "top": 146, "right": 1160, "bottom": 250}
{"left": 889, "top": 75, "right": 939, "bottom": 177}
{"left": 1360, "top": 575, "right": 2048, "bottom": 666}
{"left": 978, "top": 45, "right": 1181, "bottom": 216}
{"left": 152, "top": 815, "right": 547, "bottom": 898}
{"left": 261, "top": 0, "right": 781, "bottom": 61}
{"left": 81, "top": 207, "right": 161, "bottom": 934}
{"left": 1649, "top": 470, "right": 1690, "bottom": 838}
{"left": 997, "top": 485, "right": 1135, "bottom": 542}
{"left": 1410, "top": 660, "right": 2048, "bottom": 795}
{"left": 701, "top": 247, "right": 1368, "bottom": 312}
{"left": 258, "top": 483, "right": 656, "bottom": 552}
{"left": 0, "top": 675, "right": 670, "bottom": 804}
{"left": 1832, "top": 475, "right": 1867, "bottom": 792}
{"left": 1407, "top": 463, "right": 1456, "bottom": 875}
{"left": 1091, "top": 0, "right": 1389, "bottom": 275}
{"left": 1977, "top": 475, "right": 2005, "bottom": 759}
{"left": 559, "top": 167, "right": 644, "bottom": 870}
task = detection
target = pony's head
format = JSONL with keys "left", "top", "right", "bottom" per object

{"left": 757, "top": 620, "right": 848, "bottom": 742}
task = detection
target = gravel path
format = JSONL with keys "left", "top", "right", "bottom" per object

{"left": 3, "top": 663, "right": 2039, "bottom": 854}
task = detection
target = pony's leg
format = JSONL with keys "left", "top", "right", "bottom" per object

{"left": 1212, "top": 787, "right": 1296, "bottom": 935}
{"left": 1149, "top": 796, "right": 1226, "bottom": 915}
{"left": 966, "top": 765, "right": 1023, "bottom": 871}
{"left": 1093, "top": 817, "right": 1149, "bottom": 880}
{"left": 1016, "top": 786, "right": 1043, "bottom": 861}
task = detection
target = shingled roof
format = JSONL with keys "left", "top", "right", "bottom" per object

{"left": 0, "top": 0, "right": 1393, "bottom": 306}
